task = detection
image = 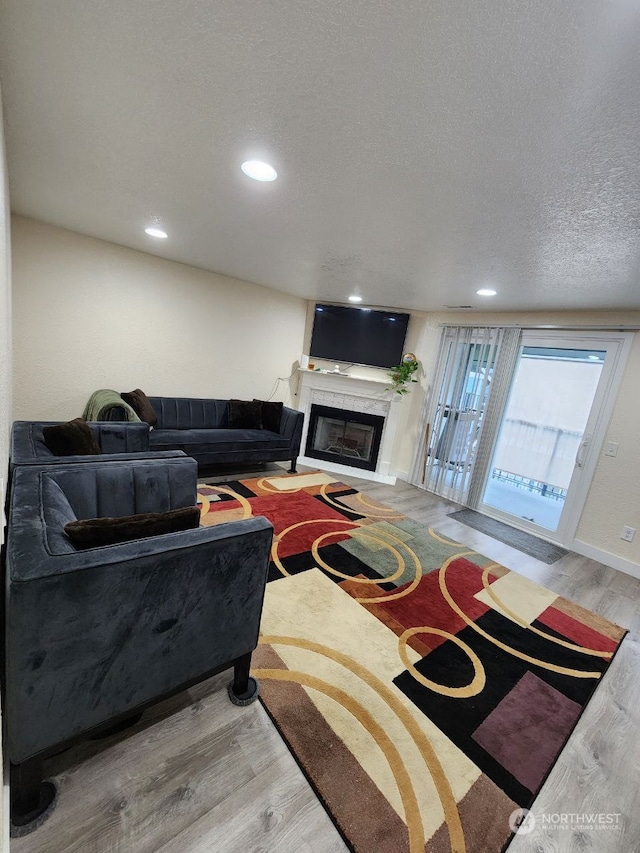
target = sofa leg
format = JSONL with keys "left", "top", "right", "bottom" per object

{"left": 228, "top": 652, "right": 260, "bottom": 706}
{"left": 288, "top": 458, "right": 298, "bottom": 474}
{"left": 10, "top": 758, "right": 57, "bottom": 836}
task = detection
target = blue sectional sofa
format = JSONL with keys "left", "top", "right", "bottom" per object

{"left": 5, "top": 455, "right": 273, "bottom": 832}
{"left": 144, "top": 397, "right": 304, "bottom": 472}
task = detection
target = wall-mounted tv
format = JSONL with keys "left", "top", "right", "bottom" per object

{"left": 309, "top": 304, "right": 410, "bottom": 369}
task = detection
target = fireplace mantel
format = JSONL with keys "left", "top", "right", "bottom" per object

{"left": 296, "top": 367, "right": 390, "bottom": 391}
{"left": 295, "top": 368, "right": 402, "bottom": 484}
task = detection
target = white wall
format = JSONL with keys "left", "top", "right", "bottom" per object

{"left": 576, "top": 332, "right": 640, "bottom": 565}
{"left": 412, "top": 311, "right": 640, "bottom": 569}
{"left": 0, "top": 87, "right": 10, "bottom": 493}
{"left": 12, "top": 217, "right": 307, "bottom": 419}
{"left": 0, "top": 77, "right": 10, "bottom": 853}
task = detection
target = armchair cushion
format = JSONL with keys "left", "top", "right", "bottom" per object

{"left": 228, "top": 399, "right": 263, "bottom": 430}
{"left": 42, "top": 418, "right": 102, "bottom": 457}
{"left": 121, "top": 389, "right": 158, "bottom": 427}
{"left": 64, "top": 505, "right": 201, "bottom": 549}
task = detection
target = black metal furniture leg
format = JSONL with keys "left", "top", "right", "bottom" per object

{"left": 10, "top": 757, "right": 56, "bottom": 836}
{"left": 288, "top": 457, "right": 298, "bottom": 473}
{"left": 228, "top": 652, "right": 260, "bottom": 706}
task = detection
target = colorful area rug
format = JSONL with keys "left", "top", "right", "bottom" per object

{"left": 198, "top": 472, "right": 626, "bottom": 853}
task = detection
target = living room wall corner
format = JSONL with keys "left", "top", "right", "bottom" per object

{"left": 0, "top": 76, "right": 12, "bottom": 853}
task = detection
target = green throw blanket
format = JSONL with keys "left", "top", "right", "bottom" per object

{"left": 82, "top": 389, "right": 140, "bottom": 422}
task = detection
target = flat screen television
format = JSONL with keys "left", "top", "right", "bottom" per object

{"left": 309, "top": 304, "right": 410, "bottom": 369}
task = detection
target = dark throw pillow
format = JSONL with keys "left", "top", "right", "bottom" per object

{"left": 228, "top": 399, "right": 263, "bottom": 430}
{"left": 64, "top": 505, "right": 201, "bottom": 549}
{"left": 254, "top": 399, "right": 284, "bottom": 433}
{"left": 42, "top": 418, "right": 102, "bottom": 457}
{"left": 120, "top": 389, "right": 158, "bottom": 427}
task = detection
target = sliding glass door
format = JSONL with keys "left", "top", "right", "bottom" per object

{"left": 476, "top": 331, "right": 629, "bottom": 544}
{"left": 420, "top": 327, "right": 513, "bottom": 503}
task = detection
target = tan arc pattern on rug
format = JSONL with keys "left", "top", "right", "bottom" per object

{"left": 197, "top": 473, "right": 626, "bottom": 853}
{"left": 254, "top": 569, "right": 500, "bottom": 853}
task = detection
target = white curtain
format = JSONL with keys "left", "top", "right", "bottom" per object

{"left": 410, "top": 326, "right": 521, "bottom": 505}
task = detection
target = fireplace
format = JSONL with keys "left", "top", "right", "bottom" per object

{"left": 296, "top": 370, "right": 401, "bottom": 484}
{"left": 305, "top": 404, "right": 385, "bottom": 472}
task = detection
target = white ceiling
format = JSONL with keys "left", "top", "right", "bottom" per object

{"left": 1, "top": 0, "right": 639, "bottom": 313}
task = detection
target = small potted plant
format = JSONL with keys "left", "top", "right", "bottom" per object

{"left": 387, "top": 353, "right": 419, "bottom": 395}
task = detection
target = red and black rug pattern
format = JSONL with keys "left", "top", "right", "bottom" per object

{"left": 198, "top": 472, "right": 626, "bottom": 853}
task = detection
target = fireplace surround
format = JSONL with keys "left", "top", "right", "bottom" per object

{"left": 295, "top": 369, "right": 402, "bottom": 484}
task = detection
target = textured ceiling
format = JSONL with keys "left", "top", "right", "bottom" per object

{"left": 0, "top": 0, "right": 639, "bottom": 312}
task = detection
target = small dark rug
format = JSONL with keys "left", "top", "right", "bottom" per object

{"left": 448, "top": 508, "right": 569, "bottom": 564}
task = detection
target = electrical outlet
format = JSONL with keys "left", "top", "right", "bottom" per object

{"left": 621, "top": 526, "right": 636, "bottom": 543}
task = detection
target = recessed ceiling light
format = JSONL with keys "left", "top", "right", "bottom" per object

{"left": 348, "top": 295, "right": 363, "bottom": 303}
{"left": 145, "top": 227, "right": 168, "bottom": 239}
{"left": 476, "top": 288, "right": 497, "bottom": 297}
{"left": 241, "top": 160, "right": 277, "bottom": 181}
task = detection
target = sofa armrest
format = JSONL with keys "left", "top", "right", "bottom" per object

{"left": 279, "top": 406, "right": 304, "bottom": 456}
{"left": 10, "top": 514, "right": 273, "bottom": 578}
{"left": 10, "top": 421, "right": 54, "bottom": 468}
{"left": 11, "top": 449, "right": 187, "bottom": 470}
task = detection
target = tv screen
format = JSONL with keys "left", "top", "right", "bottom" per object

{"left": 309, "top": 304, "right": 410, "bottom": 369}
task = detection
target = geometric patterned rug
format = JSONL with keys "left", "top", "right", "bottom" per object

{"left": 198, "top": 471, "right": 626, "bottom": 853}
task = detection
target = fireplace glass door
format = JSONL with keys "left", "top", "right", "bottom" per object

{"left": 305, "top": 405, "right": 385, "bottom": 472}
{"left": 313, "top": 415, "right": 375, "bottom": 463}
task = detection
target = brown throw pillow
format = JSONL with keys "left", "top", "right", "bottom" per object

{"left": 228, "top": 399, "right": 263, "bottom": 430}
{"left": 254, "top": 399, "right": 284, "bottom": 433}
{"left": 64, "top": 505, "right": 201, "bottom": 549}
{"left": 42, "top": 418, "right": 102, "bottom": 456}
{"left": 121, "top": 389, "right": 158, "bottom": 427}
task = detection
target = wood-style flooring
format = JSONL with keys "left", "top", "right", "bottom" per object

{"left": 12, "top": 465, "right": 640, "bottom": 853}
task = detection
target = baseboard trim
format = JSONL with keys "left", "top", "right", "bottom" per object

{"left": 390, "top": 468, "right": 410, "bottom": 482}
{"left": 297, "top": 456, "right": 397, "bottom": 485}
{"left": 571, "top": 538, "right": 640, "bottom": 580}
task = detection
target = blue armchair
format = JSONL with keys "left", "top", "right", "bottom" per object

{"left": 5, "top": 456, "right": 273, "bottom": 832}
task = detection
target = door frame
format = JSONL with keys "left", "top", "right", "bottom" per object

{"left": 474, "top": 329, "right": 633, "bottom": 547}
